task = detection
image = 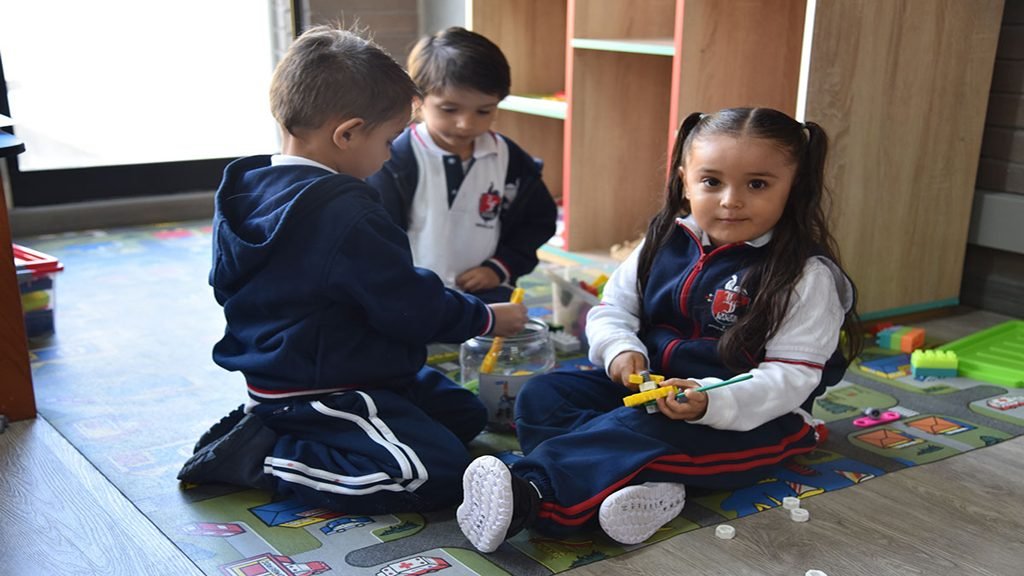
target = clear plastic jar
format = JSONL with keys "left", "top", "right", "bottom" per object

{"left": 461, "top": 318, "right": 556, "bottom": 432}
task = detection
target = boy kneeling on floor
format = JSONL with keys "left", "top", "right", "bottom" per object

{"left": 177, "top": 25, "right": 526, "bottom": 514}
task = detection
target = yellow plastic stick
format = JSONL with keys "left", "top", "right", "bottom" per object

{"left": 480, "top": 287, "right": 525, "bottom": 374}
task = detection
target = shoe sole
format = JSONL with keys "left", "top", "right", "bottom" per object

{"left": 456, "top": 455, "right": 514, "bottom": 553}
{"left": 599, "top": 483, "right": 686, "bottom": 545}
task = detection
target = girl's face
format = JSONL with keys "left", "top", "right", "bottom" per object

{"left": 680, "top": 134, "right": 796, "bottom": 247}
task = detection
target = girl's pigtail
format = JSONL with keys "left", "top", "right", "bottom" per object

{"left": 636, "top": 112, "right": 704, "bottom": 298}
{"left": 803, "top": 120, "right": 863, "bottom": 362}
{"left": 803, "top": 121, "right": 829, "bottom": 215}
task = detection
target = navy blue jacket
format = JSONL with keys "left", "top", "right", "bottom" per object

{"left": 641, "top": 224, "right": 850, "bottom": 412}
{"left": 210, "top": 156, "right": 495, "bottom": 399}
{"left": 366, "top": 128, "right": 557, "bottom": 285}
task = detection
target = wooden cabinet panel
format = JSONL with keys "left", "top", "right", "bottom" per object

{"left": 0, "top": 179, "right": 36, "bottom": 422}
{"left": 674, "top": 0, "right": 805, "bottom": 121}
{"left": 805, "top": 0, "right": 1004, "bottom": 314}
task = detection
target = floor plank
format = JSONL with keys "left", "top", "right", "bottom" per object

{"left": 0, "top": 417, "right": 203, "bottom": 576}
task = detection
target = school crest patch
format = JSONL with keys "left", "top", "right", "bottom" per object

{"left": 711, "top": 274, "right": 750, "bottom": 325}
{"left": 478, "top": 183, "right": 501, "bottom": 221}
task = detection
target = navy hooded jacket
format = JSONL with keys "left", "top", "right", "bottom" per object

{"left": 210, "top": 155, "right": 494, "bottom": 400}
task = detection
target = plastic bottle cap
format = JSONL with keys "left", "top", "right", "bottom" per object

{"left": 805, "top": 571, "right": 828, "bottom": 576}
{"left": 790, "top": 507, "right": 810, "bottom": 522}
{"left": 715, "top": 524, "right": 735, "bottom": 539}
{"left": 782, "top": 496, "right": 801, "bottom": 510}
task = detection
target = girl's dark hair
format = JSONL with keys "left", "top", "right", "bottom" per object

{"left": 636, "top": 107, "right": 862, "bottom": 369}
{"left": 407, "top": 27, "right": 511, "bottom": 99}
{"left": 270, "top": 25, "right": 419, "bottom": 134}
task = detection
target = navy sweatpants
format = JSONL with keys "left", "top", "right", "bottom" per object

{"left": 512, "top": 369, "right": 819, "bottom": 537}
{"left": 249, "top": 366, "right": 486, "bottom": 514}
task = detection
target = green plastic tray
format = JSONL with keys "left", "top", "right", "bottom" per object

{"left": 937, "top": 320, "right": 1024, "bottom": 388}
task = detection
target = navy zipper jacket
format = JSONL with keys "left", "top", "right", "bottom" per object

{"left": 641, "top": 223, "right": 851, "bottom": 413}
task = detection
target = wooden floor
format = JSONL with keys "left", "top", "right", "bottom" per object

{"left": 1, "top": 309, "right": 1022, "bottom": 575}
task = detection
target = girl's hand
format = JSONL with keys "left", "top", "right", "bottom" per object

{"left": 656, "top": 379, "right": 707, "bottom": 421}
{"left": 609, "top": 351, "right": 648, "bottom": 389}
{"left": 457, "top": 266, "right": 501, "bottom": 293}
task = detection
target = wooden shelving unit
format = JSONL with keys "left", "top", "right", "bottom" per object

{"left": 563, "top": 0, "right": 806, "bottom": 252}
{"left": 469, "top": 0, "right": 567, "bottom": 200}
{"left": 468, "top": 0, "right": 1004, "bottom": 316}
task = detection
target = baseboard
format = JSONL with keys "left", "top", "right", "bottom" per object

{"left": 9, "top": 191, "right": 214, "bottom": 239}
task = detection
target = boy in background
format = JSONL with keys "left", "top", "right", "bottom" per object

{"left": 178, "top": 26, "right": 527, "bottom": 514}
{"left": 368, "top": 27, "right": 558, "bottom": 303}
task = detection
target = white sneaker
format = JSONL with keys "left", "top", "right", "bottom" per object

{"left": 599, "top": 482, "right": 686, "bottom": 545}
{"left": 457, "top": 455, "right": 514, "bottom": 553}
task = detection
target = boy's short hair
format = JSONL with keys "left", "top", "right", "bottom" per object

{"left": 270, "top": 25, "right": 419, "bottom": 135}
{"left": 407, "top": 27, "right": 511, "bottom": 99}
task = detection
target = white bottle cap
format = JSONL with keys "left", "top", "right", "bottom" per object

{"left": 805, "top": 570, "right": 828, "bottom": 576}
{"left": 782, "top": 496, "right": 801, "bottom": 510}
{"left": 790, "top": 507, "right": 810, "bottom": 522}
{"left": 715, "top": 524, "right": 736, "bottom": 539}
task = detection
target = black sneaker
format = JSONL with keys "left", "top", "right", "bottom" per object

{"left": 178, "top": 413, "right": 276, "bottom": 491}
{"left": 193, "top": 404, "right": 246, "bottom": 453}
{"left": 456, "top": 455, "right": 540, "bottom": 553}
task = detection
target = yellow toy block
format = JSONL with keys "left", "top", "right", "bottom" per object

{"left": 627, "top": 372, "right": 665, "bottom": 413}
{"left": 910, "top": 349, "right": 958, "bottom": 379}
{"left": 911, "top": 349, "right": 958, "bottom": 369}
{"left": 623, "top": 385, "right": 678, "bottom": 407}
{"left": 627, "top": 373, "right": 665, "bottom": 387}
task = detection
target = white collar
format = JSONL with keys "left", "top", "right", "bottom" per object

{"left": 412, "top": 122, "right": 499, "bottom": 160}
{"left": 270, "top": 154, "right": 337, "bottom": 174}
{"left": 677, "top": 215, "right": 774, "bottom": 248}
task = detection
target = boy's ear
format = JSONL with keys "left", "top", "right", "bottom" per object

{"left": 332, "top": 118, "right": 365, "bottom": 149}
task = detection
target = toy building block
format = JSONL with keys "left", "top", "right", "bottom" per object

{"left": 622, "top": 384, "right": 678, "bottom": 408}
{"left": 910, "top": 349, "right": 958, "bottom": 379}
{"left": 867, "top": 321, "right": 894, "bottom": 337}
{"left": 790, "top": 508, "right": 810, "bottom": 522}
{"left": 627, "top": 371, "right": 665, "bottom": 389}
{"left": 550, "top": 331, "right": 582, "bottom": 354}
{"left": 858, "top": 354, "right": 912, "bottom": 379}
{"left": 876, "top": 326, "right": 925, "bottom": 353}
{"left": 626, "top": 371, "right": 666, "bottom": 413}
